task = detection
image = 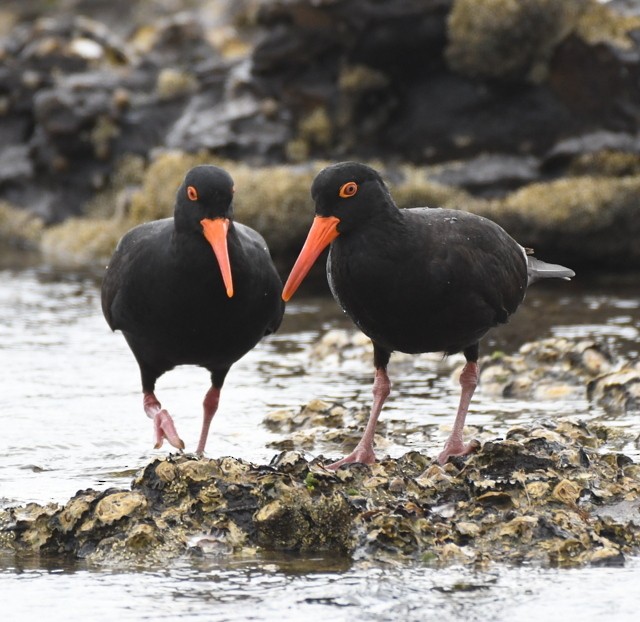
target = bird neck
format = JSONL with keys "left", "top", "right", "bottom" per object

{"left": 343, "top": 200, "right": 404, "bottom": 242}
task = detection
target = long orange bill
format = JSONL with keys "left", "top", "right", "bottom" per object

{"left": 201, "top": 217, "right": 234, "bottom": 298}
{"left": 282, "top": 215, "right": 341, "bottom": 301}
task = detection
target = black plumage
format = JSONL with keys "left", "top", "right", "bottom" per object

{"left": 283, "top": 162, "right": 573, "bottom": 466}
{"left": 102, "top": 165, "right": 284, "bottom": 454}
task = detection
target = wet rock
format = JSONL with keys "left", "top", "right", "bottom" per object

{"left": 480, "top": 175, "right": 640, "bottom": 270}
{"left": 446, "top": 0, "right": 584, "bottom": 83}
{"left": 0, "top": 145, "right": 33, "bottom": 183}
{"left": 549, "top": 30, "right": 640, "bottom": 132}
{"left": 2, "top": 419, "right": 639, "bottom": 567}
{"left": 94, "top": 491, "right": 147, "bottom": 525}
{"left": 426, "top": 153, "right": 541, "bottom": 197}
{"left": 264, "top": 399, "right": 377, "bottom": 456}
{"left": 0, "top": 9, "right": 243, "bottom": 223}
{"left": 165, "top": 89, "right": 291, "bottom": 157}
{"left": 3, "top": 0, "right": 640, "bottom": 270}
{"left": 254, "top": 491, "right": 353, "bottom": 552}
{"left": 542, "top": 131, "right": 640, "bottom": 172}
{"left": 478, "top": 338, "right": 614, "bottom": 400}
{"left": 306, "top": 330, "right": 617, "bottom": 407}
{"left": 308, "top": 328, "right": 463, "bottom": 372}
{"left": 588, "top": 366, "right": 640, "bottom": 414}
{"left": 130, "top": 12, "right": 220, "bottom": 69}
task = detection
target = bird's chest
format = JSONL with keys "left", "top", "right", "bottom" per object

{"left": 328, "top": 242, "right": 422, "bottom": 343}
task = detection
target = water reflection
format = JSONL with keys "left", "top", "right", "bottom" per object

{"left": 1, "top": 554, "right": 639, "bottom": 622}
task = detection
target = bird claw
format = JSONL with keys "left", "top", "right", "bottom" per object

{"left": 324, "top": 445, "right": 377, "bottom": 470}
{"left": 437, "top": 438, "right": 481, "bottom": 465}
{"left": 153, "top": 409, "right": 185, "bottom": 451}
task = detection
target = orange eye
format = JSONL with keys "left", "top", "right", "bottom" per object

{"left": 339, "top": 181, "right": 358, "bottom": 198}
{"left": 187, "top": 185, "right": 198, "bottom": 201}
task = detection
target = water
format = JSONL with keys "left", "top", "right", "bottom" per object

{"left": 1, "top": 258, "right": 640, "bottom": 620}
{"left": 1, "top": 555, "right": 640, "bottom": 621}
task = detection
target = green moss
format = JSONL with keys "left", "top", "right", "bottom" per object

{"left": 390, "top": 164, "right": 486, "bottom": 212}
{"left": 576, "top": 1, "right": 640, "bottom": 49}
{"left": 485, "top": 175, "right": 640, "bottom": 232}
{"left": 0, "top": 201, "right": 44, "bottom": 249}
{"left": 568, "top": 151, "right": 640, "bottom": 177}
{"left": 90, "top": 115, "right": 120, "bottom": 160}
{"left": 286, "top": 107, "right": 334, "bottom": 162}
{"left": 446, "top": 0, "right": 588, "bottom": 82}
{"left": 230, "top": 161, "right": 321, "bottom": 252}
{"left": 298, "top": 107, "right": 333, "bottom": 149}
{"left": 338, "top": 64, "right": 389, "bottom": 93}
{"left": 155, "top": 68, "right": 198, "bottom": 100}
{"left": 41, "top": 216, "right": 132, "bottom": 265}
{"left": 304, "top": 472, "right": 319, "bottom": 491}
{"left": 129, "top": 151, "right": 211, "bottom": 223}
{"left": 285, "top": 138, "right": 310, "bottom": 163}
{"left": 86, "top": 154, "right": 147, "bottom": 219}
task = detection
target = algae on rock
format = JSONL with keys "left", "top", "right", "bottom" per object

{"left": 1, "top": 418, "right": 639, "bottom": 568}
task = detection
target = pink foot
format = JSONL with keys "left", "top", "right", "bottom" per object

{"left": 437, "top": 438, "right": 480, "bottom": 465}
{"left": 325, "top": 444, "right": 377, "bottom": 471}
{"left": 144, "top": 392, "right": 185, "bottom": 451}
{"left": 152, "top": 409, "right": 185, "bottom": 451}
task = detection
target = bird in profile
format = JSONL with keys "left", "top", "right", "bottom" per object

{"left": 282, "top": 162, "right": 574, "bottom": 467}
{"left": 102, "top": 165, "right": 284, "bottom": 455}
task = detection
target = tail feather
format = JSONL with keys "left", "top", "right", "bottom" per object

{"left": 527, "top": 256, "right": 575, "bottom": 286}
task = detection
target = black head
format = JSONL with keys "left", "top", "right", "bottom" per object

{"left": 174, "top": 165, "right": 235, "bottom": 232}
{"left": 311, "top": 162, "right": 395, "bottom": 233}
{"left": 174, "top": 165, "right": 236, "bottom": 297}
{"left": 282, "top": 162, "right": 396, "bottom": 301}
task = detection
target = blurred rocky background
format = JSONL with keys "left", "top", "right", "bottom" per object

{"left": 1, "top": 0, "right": 640, "bottom": 272}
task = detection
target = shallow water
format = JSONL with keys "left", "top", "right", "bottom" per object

{"left": 1, "top": 259, "right": 640, "bottom": 620}
{"left": 1, "top": 554, "right": 640, "bottom": 622}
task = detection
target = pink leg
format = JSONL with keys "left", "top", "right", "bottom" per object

{"left": 326, "top": 367, "right": 391, "bottom": 470}
{"left": 143, "top": 392, "right": 185, "bottom": 451}
{"left": 195, "top": 386, "right": 221, "bottom": 456}
{"left": 437, "top": 361, "right": 480, "bottom": 464}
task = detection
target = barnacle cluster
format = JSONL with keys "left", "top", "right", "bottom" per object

{"left": 1, "top": 414, "right": 638, "bottom": 567}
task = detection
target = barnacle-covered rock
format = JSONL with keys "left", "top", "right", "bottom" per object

{"left": 306, "top": 331, "right": 619, "bottom": 405}
{"left": 587, "top": 365, "right": 640, "bottom": 414}
{"left": 478, "top": 337, "right": 614, "bottom": 400}
{"left": 1, "top": 419, "right": 639, "bottom": 568}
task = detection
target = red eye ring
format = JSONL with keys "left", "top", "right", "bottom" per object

{"left": 187, "top": 185, "right": 198, "bottom": 201}
{"left": 339, "top": 181, "right": 358, "bottom": 198}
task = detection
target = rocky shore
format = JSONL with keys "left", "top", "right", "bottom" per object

{"left": 2, "top": 419, "right": 638, "bottom": 568}
{"left": 1, "top": 0, "right": 640, "bottom": 271}
{"left": 1, "top": 333, "right": 638, "bottom": 567}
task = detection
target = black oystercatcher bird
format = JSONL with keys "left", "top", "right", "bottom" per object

{"left": 282, "top": 162, "right": 574, "bottom": 467}
{"left": 102, "top": 165, "right": 284, "bottom": 455}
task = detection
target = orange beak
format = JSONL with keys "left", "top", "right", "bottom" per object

{"left": 282, "top": 215, "right": 340, "bottom": 301}
{"left": 201, "top": 217, "right": 234, "bottom": 298}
